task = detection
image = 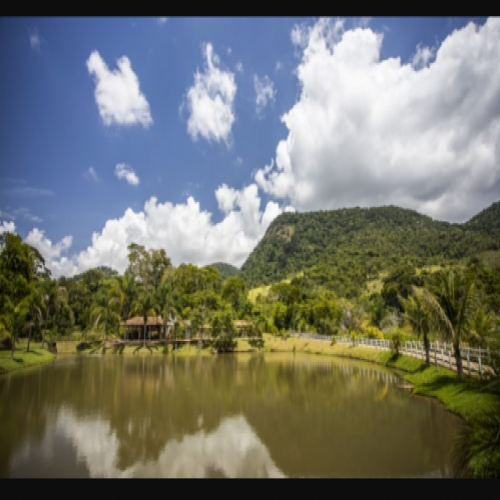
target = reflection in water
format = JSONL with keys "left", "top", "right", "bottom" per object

{"left": 0, "top": 354, "right": 460, "bottom": 478}
{"left": 12, "top": 411, "right": 283, "bottom": 478}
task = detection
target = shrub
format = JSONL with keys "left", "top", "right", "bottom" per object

{"left": 363, "top": 326, "right": 384, "bottom": 340}
{"left": 391, "top": 332, "right": 403, "bottom": 355}
{"left": 211, "top": 335, "right": 237, "bottom": 353}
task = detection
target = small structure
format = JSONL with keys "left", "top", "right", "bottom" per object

{"left": 122, "top": 316, "right": 173, "bottom": 341}
{"left": 234, "top": 320, "right": 255, "bottom": 337}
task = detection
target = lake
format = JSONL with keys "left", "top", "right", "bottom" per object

{"left": 0, "top": 353, "right": 460, "bottom": 478}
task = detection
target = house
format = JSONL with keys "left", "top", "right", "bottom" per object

{"left": 122, "top": 316, "right": 173, "bottom": 341}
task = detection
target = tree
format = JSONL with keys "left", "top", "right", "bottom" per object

{"left": 401, "top": 288, "right": 432, "bottom": 366}
{"left": 221, "top": 277, "right": 248, "bottom": 314}
{"left": 420, "top": 270, "right": 477, "bottom": 379}
{"left": 40, "top": 281, "right": 69, "bottom": 347}
{"left": 90, "top": 286, "right": 120, "bottom": 342}
{"left": 25, "top": 286, "right": 43, "bottom": 353}
{"left": 127, "top": 244, "right": 172, "bottom": 292}
{"left": 467, "top": 307, "right": 497, "bottom": 349}
{"left": 1, "top": 296, "right": 30, "bottom": 360}
{"left": 131, "top": 290, "right": 159, "bottom": 346}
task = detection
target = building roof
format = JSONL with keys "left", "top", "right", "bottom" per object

{"left": 234, "top": 320, "right": 254, "bottom": 328}
{"left": 123, "top": 316, "right": 173, "bottom": 327}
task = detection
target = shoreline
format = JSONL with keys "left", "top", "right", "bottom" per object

{"left": 2, "top": 337, "right": 497, "bottom": 424}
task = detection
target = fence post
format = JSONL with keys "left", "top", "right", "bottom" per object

{"left": 467, "top": 348, "right": 471, "bottom": 377}
{"left": 441, "top": 349, "right": 444, "bottom": 368}
{"left": 479, "top": 347, "right": 483, "bottom": 380}
{"left": 448, "top": 351, "right": 452, "bottom": 371}
{"left": 434, "top": 346, "right": 438, "bottom": 370}
{"left": 487, "top": 347, "right": 491, "bottom": 364}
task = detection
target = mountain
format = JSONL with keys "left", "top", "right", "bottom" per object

{"left": 241, "top": 203, "right": 500, "bottom": 294}
{"left": 207, "top": 263, "right": 241, "bottom": 280}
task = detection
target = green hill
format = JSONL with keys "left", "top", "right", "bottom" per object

{"left": 241, "top": 203, "right": 500, "bottom": 297}
{"left": 207, "top": 262, "right": 240, "bottom": 280}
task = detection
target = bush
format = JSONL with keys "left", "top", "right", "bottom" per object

{"left": 211, "top": 335, "right": 237, "bottom": 353}
{"left": 363, "top": 326, "right": 384, "bottom": 340}
{"left": 330, "top": 336, "right": 337, "bottom": 346}
{"left": 391, "top": 332, "right": 403, "bottom": 355}
{"left": 248, "top": 336, "right": 265, "bottom": 350}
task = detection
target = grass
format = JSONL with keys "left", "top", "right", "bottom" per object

{"left": 0, "top": 347, "right": 55, "bottom": 375}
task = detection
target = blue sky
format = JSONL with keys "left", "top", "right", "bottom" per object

{"left": 0, "top": 17, "right": 498, "bottom": 277}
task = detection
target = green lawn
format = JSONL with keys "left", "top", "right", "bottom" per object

{"left": 0, "top": 347, "right": 55, "bottom": 375}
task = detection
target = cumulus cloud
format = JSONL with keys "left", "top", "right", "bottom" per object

{"left": 26, "top": 229, "right": 76, "bottom": 276}
{"left": 185, "top": 43, "right": 237, "bottom": 145}
{"left": 0, "top": 221, "right": 16, "bottom": 235}
{"left": 254, "top": 75, "right": 276, "bottom": 116}
{"left": 115, "top": 164, "right": 140, "bottom": 186}
{"left": 83, "top": 167, "right": 99, "bottom": 182}
{"left": 28, "top": 184, "right": 291, "bottom": 278}
{"left": 411, "top": 43, "right": 436, "bottom": 69}
{"left": 87, "top": 51, "right": 152, "bottom": 128}
{"left": 256, "top": 17, "right": 500, "bottom": 222}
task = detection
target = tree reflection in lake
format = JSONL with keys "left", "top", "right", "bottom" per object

{"left": 0, "top": 354, "right": 460, "bottom": 478}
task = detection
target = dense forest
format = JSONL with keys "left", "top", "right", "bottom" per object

{"left": 207, "top": 263, "right": 240, "bottom": 280}
{"left": 241, "top": 203, "right": 500, "bottom": 294}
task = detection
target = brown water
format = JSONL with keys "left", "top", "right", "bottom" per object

{"left": 0, "top": 353, "right": 460, "bottom": 478}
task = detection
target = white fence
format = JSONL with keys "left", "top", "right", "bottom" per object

{"left": 289, "top": 333, "right": 498, "bottom": 378}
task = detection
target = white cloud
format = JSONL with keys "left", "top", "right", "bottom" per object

{"left": 235, "top": 62, "right": 244, "bottom": 73}
{"left": 256, "top": 17, "right": 500, "bottom": 222}
{"left": 411, "top": 43, "right": 436, "bottom": 69}
{"left": 1, "top": 208, "right": 42, "bottom": 223}
{"left": 185, "top": 44, "right": 237, "bottom": 145}
{"left": 115, "top": 164, "right": 140, "bottom": 186}
{"left": 26, "top": 229, "right": 76, "bottom": 277}
{"left": 355, "top": 17, "right": 371, "bottom": 28}
{"left": 254, "top": 75, "right": 276, "bottom": 116}
{"left": 19, "top": 410, "right": 283, "bottom": 478}
{"left": 158, "top": 17, "right": 168, "bottom": 25}
{"left": 1, "top": 185, "right": 53, "bottom": 198}
{"left": 86, "top": 51, "right": 152, "bottom": 128}
{"left": 29, "top": 184, "right": 292, "bottom": 278}
{"left": 29, "top": 29, "right": 41, "bottom": 51}
{"left": 83, "top": 167, "right": 99, "bottom": 183}
{"left": 0, "top": 221, "right": 16, "bottom": 235}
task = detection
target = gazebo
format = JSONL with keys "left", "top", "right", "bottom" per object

{"left": 122, "top": 316, "right": 173, "bottom": 341}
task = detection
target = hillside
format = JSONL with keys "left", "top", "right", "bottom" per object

{"left": 207, "top": 262, "right": 240, "bottom": 280}
{"left": 241, "top": 203, "right": 500, "bottom": 295}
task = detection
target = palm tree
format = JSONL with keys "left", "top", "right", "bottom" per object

{"left": 111, "top": 273, "right": 137, "bottom": 341}
{"left": 25, "top": 287, "right": 43, "bottom": 353}
{"left": 1, "top": 296, "right": 30, "bottom": 360}
{"left": 468, "top": 307, "right": 496, "bottom": 349}
{"left": 40, "top": 281, "right": 68, "bottom": 348}
{"left": 131, "top": 290, "right": 159, "bottom": 347}
{"left": 401, "top": 287, "right": 432, "bottom": 366}
{"left": 420, "top": 270, "right": 477, "bottom": 379}
{"left": 90, "top": 288, "right": 120, "bottom": 343}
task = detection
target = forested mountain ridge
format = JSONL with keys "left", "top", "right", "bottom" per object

{"left": 207, "top": 263, "right": 240, "bottom": 280}
{"left": 241, "top": 203, "right": 500, "bottom": 292}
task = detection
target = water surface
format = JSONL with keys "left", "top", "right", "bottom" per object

{"left": 0, "top": 354, "right": 460, "bottom": 478}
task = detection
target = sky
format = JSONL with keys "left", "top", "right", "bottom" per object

{"left": 0, "top": 16, "right": 499, "bottom": 278}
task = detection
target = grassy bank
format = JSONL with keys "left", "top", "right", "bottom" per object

{"left": 264, "top": 337, "right": 499, "bottom": 423}
{"left": 0, "top": 348, "right": 56, "bottom": 375}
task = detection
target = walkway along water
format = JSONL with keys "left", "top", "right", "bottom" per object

{"left": 290, "top": 334, "right": 497, "bottom": 378}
